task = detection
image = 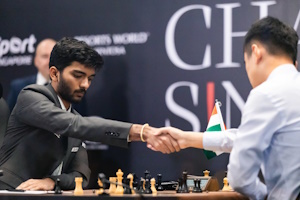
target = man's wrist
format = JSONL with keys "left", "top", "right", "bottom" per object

{"left": 129, "top": 124, "right": 142, "bottom": 141}
{"left": 129, "top": 124, "right": 152, "bottom": 142}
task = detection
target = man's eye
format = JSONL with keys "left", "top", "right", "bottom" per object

{"left": 73, "top": 74, "right": 82, "bottom": 78}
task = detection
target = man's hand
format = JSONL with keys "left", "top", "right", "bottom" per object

{"left": 147, "top": 127, "right": 204, "bottom": 151}
{"left": 147, "top": 127, "right": 186, "bottom": 151}
{"left": 145, "top": 126, "right": 181, "bottom": 154}
{"left": 16, "top": 178, "right": 55, "bottom": 191}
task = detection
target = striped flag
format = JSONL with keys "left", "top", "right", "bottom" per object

{"left": 203, "top": 100, "right": 226, "bottom": 159}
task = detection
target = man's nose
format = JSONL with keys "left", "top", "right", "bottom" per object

{"left": 80, "top": 78, "right": 90, "bottom": 89}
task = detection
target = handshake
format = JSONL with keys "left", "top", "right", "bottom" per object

{"left": 129, "top": 124, "right": 204, "bottom": 154}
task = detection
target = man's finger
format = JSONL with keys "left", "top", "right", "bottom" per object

{"left": 168, "top": 134, "right": 181, "bottom": 152}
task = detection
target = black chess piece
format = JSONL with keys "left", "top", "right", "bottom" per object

{"left": 144, "top": 178, "right": 152, "bottom": 194}
{"left": 123, "top": 178, "right": 132, "bottom": 194}
{"left": 176, "top": 178, "right": 183, "bottom": 193}
{"left": 144, "top": 170, "right": 151, "bottom": 180}
{"left": 132, "top": 173, "right": 138, "bottom": 192}
{"left": 54, "top": 178, "right": 62, "bottom": 194}
{"left": 156, "top": 174, "right": 164, "bottom": 191}
{"left": 192, "top": 179, "right": 202, "bottom": 193}
{"left": 138, "top": 178, "right": 145, "bottom": 194}
{"left": 181, "top": 171, "right": 189, "bottom": 193}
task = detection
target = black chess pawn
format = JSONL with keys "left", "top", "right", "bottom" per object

{"left": 181, "top": 171, "right": 189, "bottom": 193}
{"left": 123, "top": 178, "right": 132, "bottom": 194}
{"left": 54, "top": 178, "right": 62, "bottom": 194}
{"left": 176, "top": 178, "right": 183, "bottom": 193}
{"left": 144, "top": 178, "right": 152, "bottom": 194}
{"left": 138, "top": 178, "right": 145, "bottom": 194}
{"left": 156, "top": 174, "right": 164, "bottom": 191}
{"left": 192, "top": 179, "right": 202, "bottom": 193}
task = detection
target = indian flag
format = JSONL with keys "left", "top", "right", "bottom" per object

{"left": 203, "top": 100, "right": 226, "bottom": 159}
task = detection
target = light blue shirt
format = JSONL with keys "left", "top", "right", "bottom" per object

{"left": 227, "top": 64, "right": 300, "bottom": 200}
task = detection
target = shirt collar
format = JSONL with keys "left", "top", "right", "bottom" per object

{"left": 36, "top": 72, "right": 49, "bottom": 85}
{"left": 57, "top": 95, "right": 72, "bottom": 112}
{"left": 267, "top": 64, "right": 297, "bottom": 81}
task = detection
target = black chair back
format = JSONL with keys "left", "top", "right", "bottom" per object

{"left": 0, "top": 82, "right": 10, "bottom": 147}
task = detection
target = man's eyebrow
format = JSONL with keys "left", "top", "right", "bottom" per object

{"left": 72, "top": 70, "right": 96, "bottom": 77}
{"left": 72, "top": 70, "right": 86, "bottom": 75}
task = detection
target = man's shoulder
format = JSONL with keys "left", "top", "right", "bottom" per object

{"left": 19, "top": 84, "right": 57, "bottom": 105}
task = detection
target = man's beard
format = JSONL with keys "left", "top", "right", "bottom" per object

{"left": 57, "top": 74, "right": 86, "bottom": 104}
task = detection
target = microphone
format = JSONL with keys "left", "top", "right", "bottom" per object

{"left": 0, "top": 170, "right": 3, "bottom": 177}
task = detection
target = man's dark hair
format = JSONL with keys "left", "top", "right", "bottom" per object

{"left": 244, "top": 16, "right": 298, "bottom": 64}
{"left": 49, "top": 37, "right": 104, "bottom": 71}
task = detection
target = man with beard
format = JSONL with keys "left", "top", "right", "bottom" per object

{"left": 0, "top": 37, "right": 179, "bottom": 191}
{"left": 6, "top": 38, "right": 88, "bottom": 116}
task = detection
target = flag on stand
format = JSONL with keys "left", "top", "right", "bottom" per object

{"left": 203, "top": 100, "right": 226, "bottom": 159}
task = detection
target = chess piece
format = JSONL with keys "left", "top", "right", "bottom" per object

{"left": 132, "top": 173, "right": 138, "bottom": 193}
{"left": 108, "top": 177, "right": 117, "bottom": 194}
{"left": 156, "top": 174, "right": 163, "bottom": 191}
{"left": 74, "top": 177, "right": 84, "bottom": 195}
{"left": 176, "top": 178, "right": 183, "bottom": 193}
{"left": 138, "top": 178, "right": 145, "bottom": 194}
{"left": 192, "top": 179, "right": 202, "bottom": 193}
{"left": 181, "top": 171, "right": 189, "bottom": 193}
{"left": 54, "top": 178, "right": 62, "bottom": 194}
{"left": 127, "top": 173, "right": 135, "bottom": 194}
{"left": 150, "top": 178, "right": 157, "bottom": 196}
{"left": 144, "top": 170, "right": 151, "bottom": 180}
{"left": 115, "top": 169, "right": 124, "bottom": 195}
{"left": 203, "top": 170, "right": 210, "bottom": 177}
{"left": 222, "top": 172, "right": 233, "bottom": 191}
{"left": 123, "top": 178, "right": 132, "bottom": 194}
{"left": 144, "top": 178, "right": 152, "bottom": 194}
{"left": 96, "top": 177, "right": 104, "bottom": 195}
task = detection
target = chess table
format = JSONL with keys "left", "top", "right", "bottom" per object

{"left": 0, "top": 190, "right": 249, "bottom": 199}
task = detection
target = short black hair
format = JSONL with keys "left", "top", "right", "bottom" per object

{"left": 244, "top": 16, "right": 298, "bottom": 64}
{"left": 49, "top": 37, "right": 104, "bottom": 71}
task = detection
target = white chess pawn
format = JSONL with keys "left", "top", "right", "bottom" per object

{"left": 222, "top": 177, "right": 233, "bottom": 191}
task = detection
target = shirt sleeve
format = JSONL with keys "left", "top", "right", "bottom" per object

{"left": 227, "top": 90, "right": 285, "bottom": 200}
{"left": 203, "top": 129, "right": 238, "bottom": 153}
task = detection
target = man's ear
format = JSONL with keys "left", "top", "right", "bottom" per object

{"left": 49, "top": 66, "right": 59, "bottom": 82}
{"left": 251, "top": 44, "right": 262, "bottom": 64}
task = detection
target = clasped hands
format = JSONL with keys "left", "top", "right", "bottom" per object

{"left": 140, "top": 125, "right": 192, "bottom": 154}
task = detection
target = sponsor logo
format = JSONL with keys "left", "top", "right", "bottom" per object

{"left": 75, "top": 32, "right": 150, "bottom": 56}
{"left": 0, "top": 34, "right": 36, "bottom": 67}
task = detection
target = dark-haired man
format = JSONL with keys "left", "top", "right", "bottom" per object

{"left": 0, "top": 37, "right": 179, "bottom": 191}
{"left": 227, "top": 16, "right": 300, "bottom": 200}
{"left": 6, "top": 38, "right": 88, "bottom": 116}
{"left": 154, "top": 17, "right": 300, "bottom": 200}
